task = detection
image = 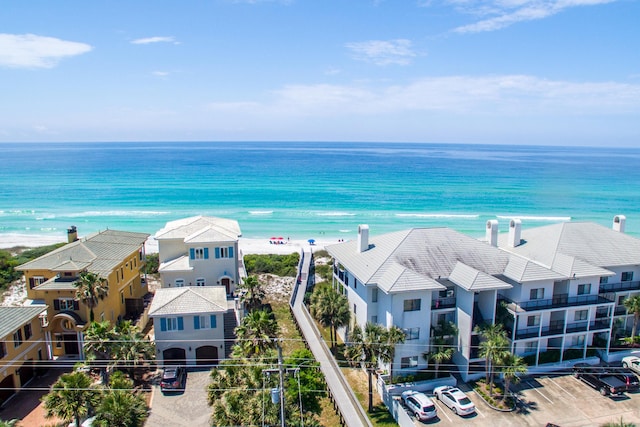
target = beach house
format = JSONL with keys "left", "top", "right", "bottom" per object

{"left": 327, "top": 217, "right": 637, "bottom": 381}
{"left": 154, "top": 216, "right": 243, "bottom": 295}
{"left": 0, "top": 306, "right": 48, "bottom": 407}
{"left": 148, "top": 286, "right": 235, "bottom": 366}
{"left": 17, "top": 227, "right": 150, "bottom": 359}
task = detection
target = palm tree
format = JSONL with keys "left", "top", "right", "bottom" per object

{"left": 93, "top": 371, "right": 148, "bottom": 427}
{"left": 0, "top": 420, "right": 18, "bottom": 427}
{"left": 233, "top": 309, "right": 279, "bottom": 358}
{"left": 74, "top": 271, "right": 109, "bottom": 322}
{"left": 623, "top": 296, "right": 640, "bottom": 341}
{"left": 111, "top": 322, "right": 155, "bottom": 380}
{"left": 310, "top": 285, "right": 350, "bottom": 353}
{"left": 42, "top": 371, "right": 101, "bottom": 427}
{"left": 478, "top": 323, "right": 509, "bottom": 396}
{"left": 380, "top": 325, "right": 406, "bottom": 382}
{"left": 83, "top": 321, "right": 115, "bottom": 381}
{"left": 425, "top": 341, "right": 455, "bottom": 379}
{"left": 500, "top": 353, "right": 527, "bottom": 402}
{"left": 239, "top": 275, "right": 265, "bottom": 311}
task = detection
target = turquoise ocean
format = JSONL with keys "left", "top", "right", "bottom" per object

{"left": 2, "top": 142, "right": 640, "bottom": 246}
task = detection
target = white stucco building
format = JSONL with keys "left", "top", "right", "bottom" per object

{"left": 327, "top": 216, "right": 640, "bottom": 381}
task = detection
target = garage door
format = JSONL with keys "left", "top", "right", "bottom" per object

{"left": 0, "top": 375, "right": 15, "bottom": 407}
{"left": 162, "top": 348, "right": 186, "bottom": 365}
{"left": 195, "top": 346, "right": 218, "bottom": 366}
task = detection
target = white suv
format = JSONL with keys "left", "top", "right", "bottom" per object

{"left": 401, "top": 390, "right": 437, "bottom": 421}
{"left": 433, "top": 385, "right": 476, "bottom": 416}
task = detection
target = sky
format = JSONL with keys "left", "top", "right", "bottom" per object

{"left": 0, "top": 0, "right": 639, "bottom": 146}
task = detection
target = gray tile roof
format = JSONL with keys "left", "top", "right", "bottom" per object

{"left": 498, "top": 222, "right": 640, "bottom": 269}
{"left": 17, "top": 229, "right": 149, "bottom": 278}
{"left": 377, "top": 262, "right": 445, "bottom": 294}
{"left": 503, "top": 255, "right": 565, "bottom": 282}
{"left": 158, "top": 255, "right": 193, "bottom": 273}
{"left": 327, "top": 228, "right": 511, "bottom": 290}
{"left": 448, "top": 262, "right": 512, "bottom": 291}
{"left": 148, "top": 287, "right": 228, "bottom": 316}
{"left": 155, "top": 216, "right": 241, "bottom": 241}
{"left": 0, "top": 306, "right": 47, "bottom": 338}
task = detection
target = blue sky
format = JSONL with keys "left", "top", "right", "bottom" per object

{"left": 1, "top": 0, "right": 638, "bottom": 146}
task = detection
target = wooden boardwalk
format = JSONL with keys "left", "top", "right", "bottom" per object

{"left": 291, "top": 249, "right": 373, "bottom": 427}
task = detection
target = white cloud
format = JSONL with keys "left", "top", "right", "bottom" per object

{"left": 153, "top": 71, "right": 170, "bottom": 77}
{"left": 447, "top": 0, "right": 616, "bottom": 33}
{"left": 0, "top": 33, "right": 92, "bottom": 69}
{"left": 345, "top": 39, "right": 417, "bottom": 66}
{"left": 131, "top": 36, "right": 179, "bottom": 45}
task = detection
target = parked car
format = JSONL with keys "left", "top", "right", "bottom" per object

{"left": 160, "top": 366, "right": 186, "bottom": 392}
{"left": 433, "top": 385, "right": 476, "bottom": 416}
{"left": 401, "top": 390, "right": 438, "bottom": 421}
{"left": 573, "top": 363, "right": 626, "bottom": 396}
{"left": 614, "top": 368, "right": 640, "bottom": 392}
{"left": 622, "top": 356, "right": 640, "bottom": 375}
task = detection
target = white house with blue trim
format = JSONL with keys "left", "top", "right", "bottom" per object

{"left": 149, "top": 286, "right": 230, "bottom": 366}
{"left": 154, "top": 216, "right": 242, "bottom": 295}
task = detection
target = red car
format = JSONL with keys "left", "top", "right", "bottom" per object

{"left": 160, "top": 366, "right": 186, "bottom": 392}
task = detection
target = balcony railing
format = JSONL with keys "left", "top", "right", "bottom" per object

{"left": 432, "top": 297, "right": 456, "bottom": 310}
{"left": 590, "top": 319, "right": 611, "bottom": 331}
{"left": 515, "top": 318, "right": 612, "bottom": 340}
{"left": 599, "top": 280, "right": 640, "bottom": 293}
{"left": 501, "top": 293, "right": 613, "bottom": 312}
{"left": 566, "top": 321, "right": 589, "bottom": 333}
{"left": 614, "top": 306, "right": 629, "bottom": 316}
{"left": 541, "top": 322, "right": 565, "bottom": 337}
{"left": 515, "top": 326, "right": 540, "bottom": 340}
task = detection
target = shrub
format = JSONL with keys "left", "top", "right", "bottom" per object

{"left": 244, "top": 253, "right": 300, "bottom": 277}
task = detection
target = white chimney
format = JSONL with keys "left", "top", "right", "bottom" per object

{"left": 357, "top": 224, "right": 369, "bottom": 253}
{"left": 613, "top": 215, "right": 626, "bottom": 233}
{"left": 508, "top": 219, "right": 522, "bottom": 247}
{"left": 486, "top": 220, "right": 498, "bottom": 247}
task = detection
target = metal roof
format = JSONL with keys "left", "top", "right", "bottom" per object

{"left": 17, "top": 229, "right": 149, "bottom": 278}
{"left": 155, "top": 216, "right": 242, "bottom": 241}
{"left": 498, "top": 222, "right": 640, "bottom": 269}
{"left": 448, "top": 262, "right": 512, "bottom": 291}
{"left": 0, "top": 306, "right": 47, "bottom": 338}
{"left": 503, "top": 255, "right": 566, "bottom": 282}
{"left": 148, "top": 287, "right": 228, "bottom": 316}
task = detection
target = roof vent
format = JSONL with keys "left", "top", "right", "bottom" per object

{"left": 508, "top": 219, "right": 522, "bottom": 247}
{"left": 613, "top": 215, "right": 626, "bottom": 233}
{"left": 357, "top": 225, "right": 369, "bottom": 253}
{"left": 486, "top": 220, "right": 498, "bottom": 247}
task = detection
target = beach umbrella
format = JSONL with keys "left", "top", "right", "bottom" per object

{"left": 308, "top": 239, "right": 315, "bottom": 244}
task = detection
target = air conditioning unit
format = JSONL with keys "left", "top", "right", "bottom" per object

{"left": 446, "top": 290, "right": 455, "bottom": 298}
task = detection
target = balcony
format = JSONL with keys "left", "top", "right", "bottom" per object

{"left": 515, "top": 326, "right": 540, "bottom": 340}
{"left": 565, "top": 321, "right": 589, "bottom": 333}
{"left": 589, "top": 319, "right": 611, "bottom": 331}
{"left": 500, "top": 293, "right": 613, "bottom": 312}
{"left": 599, "top": 280, "right": 640, "bottom": 293}
{"left": 541, "top": 320, "right": 565, "bottom": 337}
{"left": 431, "top": 296, "right": 456, "bottom": 310}
{"left": 614, "top": 306, "right": 629, "bottom": 316}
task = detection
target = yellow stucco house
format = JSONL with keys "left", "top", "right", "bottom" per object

{"left": 17, "top": 227, "right": 150, "bottom": 359}
{"left": 0, "top": 305, "right": 48, "bottom": 406}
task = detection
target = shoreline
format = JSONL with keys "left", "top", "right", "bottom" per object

{"left": 0, "top": 233, "right": 335, "bottom": 255}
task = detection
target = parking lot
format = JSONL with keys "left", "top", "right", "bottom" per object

{"left": 407, "top": 374, "right": 640, "bottom": 427}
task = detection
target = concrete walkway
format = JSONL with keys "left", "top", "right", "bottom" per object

{"left": 291, "top": 249, "right": 373, "bottom": 427}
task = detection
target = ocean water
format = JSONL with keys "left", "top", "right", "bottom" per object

{"left": 1, "top": 141, "right": 640, "bottom": 246}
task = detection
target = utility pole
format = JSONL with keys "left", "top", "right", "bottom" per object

{"left": 277, "top": 340, "right": 286, "bottom": 427}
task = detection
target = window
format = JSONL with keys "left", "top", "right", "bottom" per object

{"left": 354, "top": 279, "right": 358, "bottom": 289}
{"left": 371, "top": 315, "right": 378, "bottom": 324}
{"left": 214, "top": 246, "right": 234, "bottom": 259}
{"left": 28, "top": 276, "right": 45, "bottom": 289}
{"left": 577, "top": 284, "right": 591, "bottom": 295}
{"left": 196, "top": 278, "right": 206, "bottom": 286}
{"left": 160, "top": 317, "right": 184, "bottom": 332}
{"left": 120, "top": 291, "right": 124, "bottom": 305}
{"left": 175, "top": 279, "right": 184, "bottom": 288}
{"left": 129, "top": 284, "right": 133, "bottom": 296}
{"left": 573, "top": 335, "right": 585, "bottom": 346}
{"left": 527, "top": 315, "right": 540, "bottom": 327}
{"left": 24, "top": 324, "right": 32, "bottom": 340}
{"left": 524, "top": 341, "right": 537, "bottom": 354}
{"left": 0, "top": 342, "right": 6, "bottom": 358}
{"left": 600, "top": 276, "right": 608, "bottom": 284}
{"left": 353, "top": 304, "right": 357, "bottom": 314}
{"left": 403, "top": 299, "right": 421, "bottom": 312}
{"left": 371, "top": 288, "right": 378, "bottom": 303}
{"left": 401, "top": 356, "right": 419, "bottom": 369}
{"left": 622, "top": 272, "right": 634, "bottom": 282}
{"left": 53, "top": 298, "right": 78, "bottom": 311}
{"left": 619, "top": 295, "right": 626, "bottom": 305}
{"left": 195, "top": 248, "right": 205, "bottom": 260}
{"left": 404, "top": 327, "right": 420, "bottom": 340}
{"left": 194, "top": 315, "right": 217, "bottom": 330}
{"left": 530, "top": 288, "right": 545, "bottom": 300}
{"left": 13, "top": 329, "right": 23, "bottom": 348}
{"left": 574, "top": 310, "right": 588, "bottom": 321}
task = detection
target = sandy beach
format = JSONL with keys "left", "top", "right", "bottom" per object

{"left": 0, "top": 233, "right": 337, "bottom": 255}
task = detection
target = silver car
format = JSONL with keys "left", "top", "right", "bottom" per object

{"left": 401, "top": 390, "right": 437, "bottom": 421}
{"left": 433, "top": 385, "right": 476, "bottom": 416}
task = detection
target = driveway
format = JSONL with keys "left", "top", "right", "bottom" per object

{"left": 146, "top": 368, "right": 211, "bottom": 427}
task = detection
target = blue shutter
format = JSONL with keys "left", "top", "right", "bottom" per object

{"left": 194, "top": 316, "right": 200, "bottom": 330}
{"left": 177, "top": 317, "right": 184, "bottom": 330}
{"left": 189, "top": 248, "right": 195, "bottom": 260}
{"left": 215, "top": 247, "right": 220, "bottom": 259}
{"left": 228, "top": 246, "right": 234, "bottom": 258}
{"left": 204, "top": 247, "right": 209, "bottom": 259}
{"left": 210, "top": 314, "right": 217, "bottom": 328}
{"left": 160, "top": 318, "right": 167, "bottom": 332}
